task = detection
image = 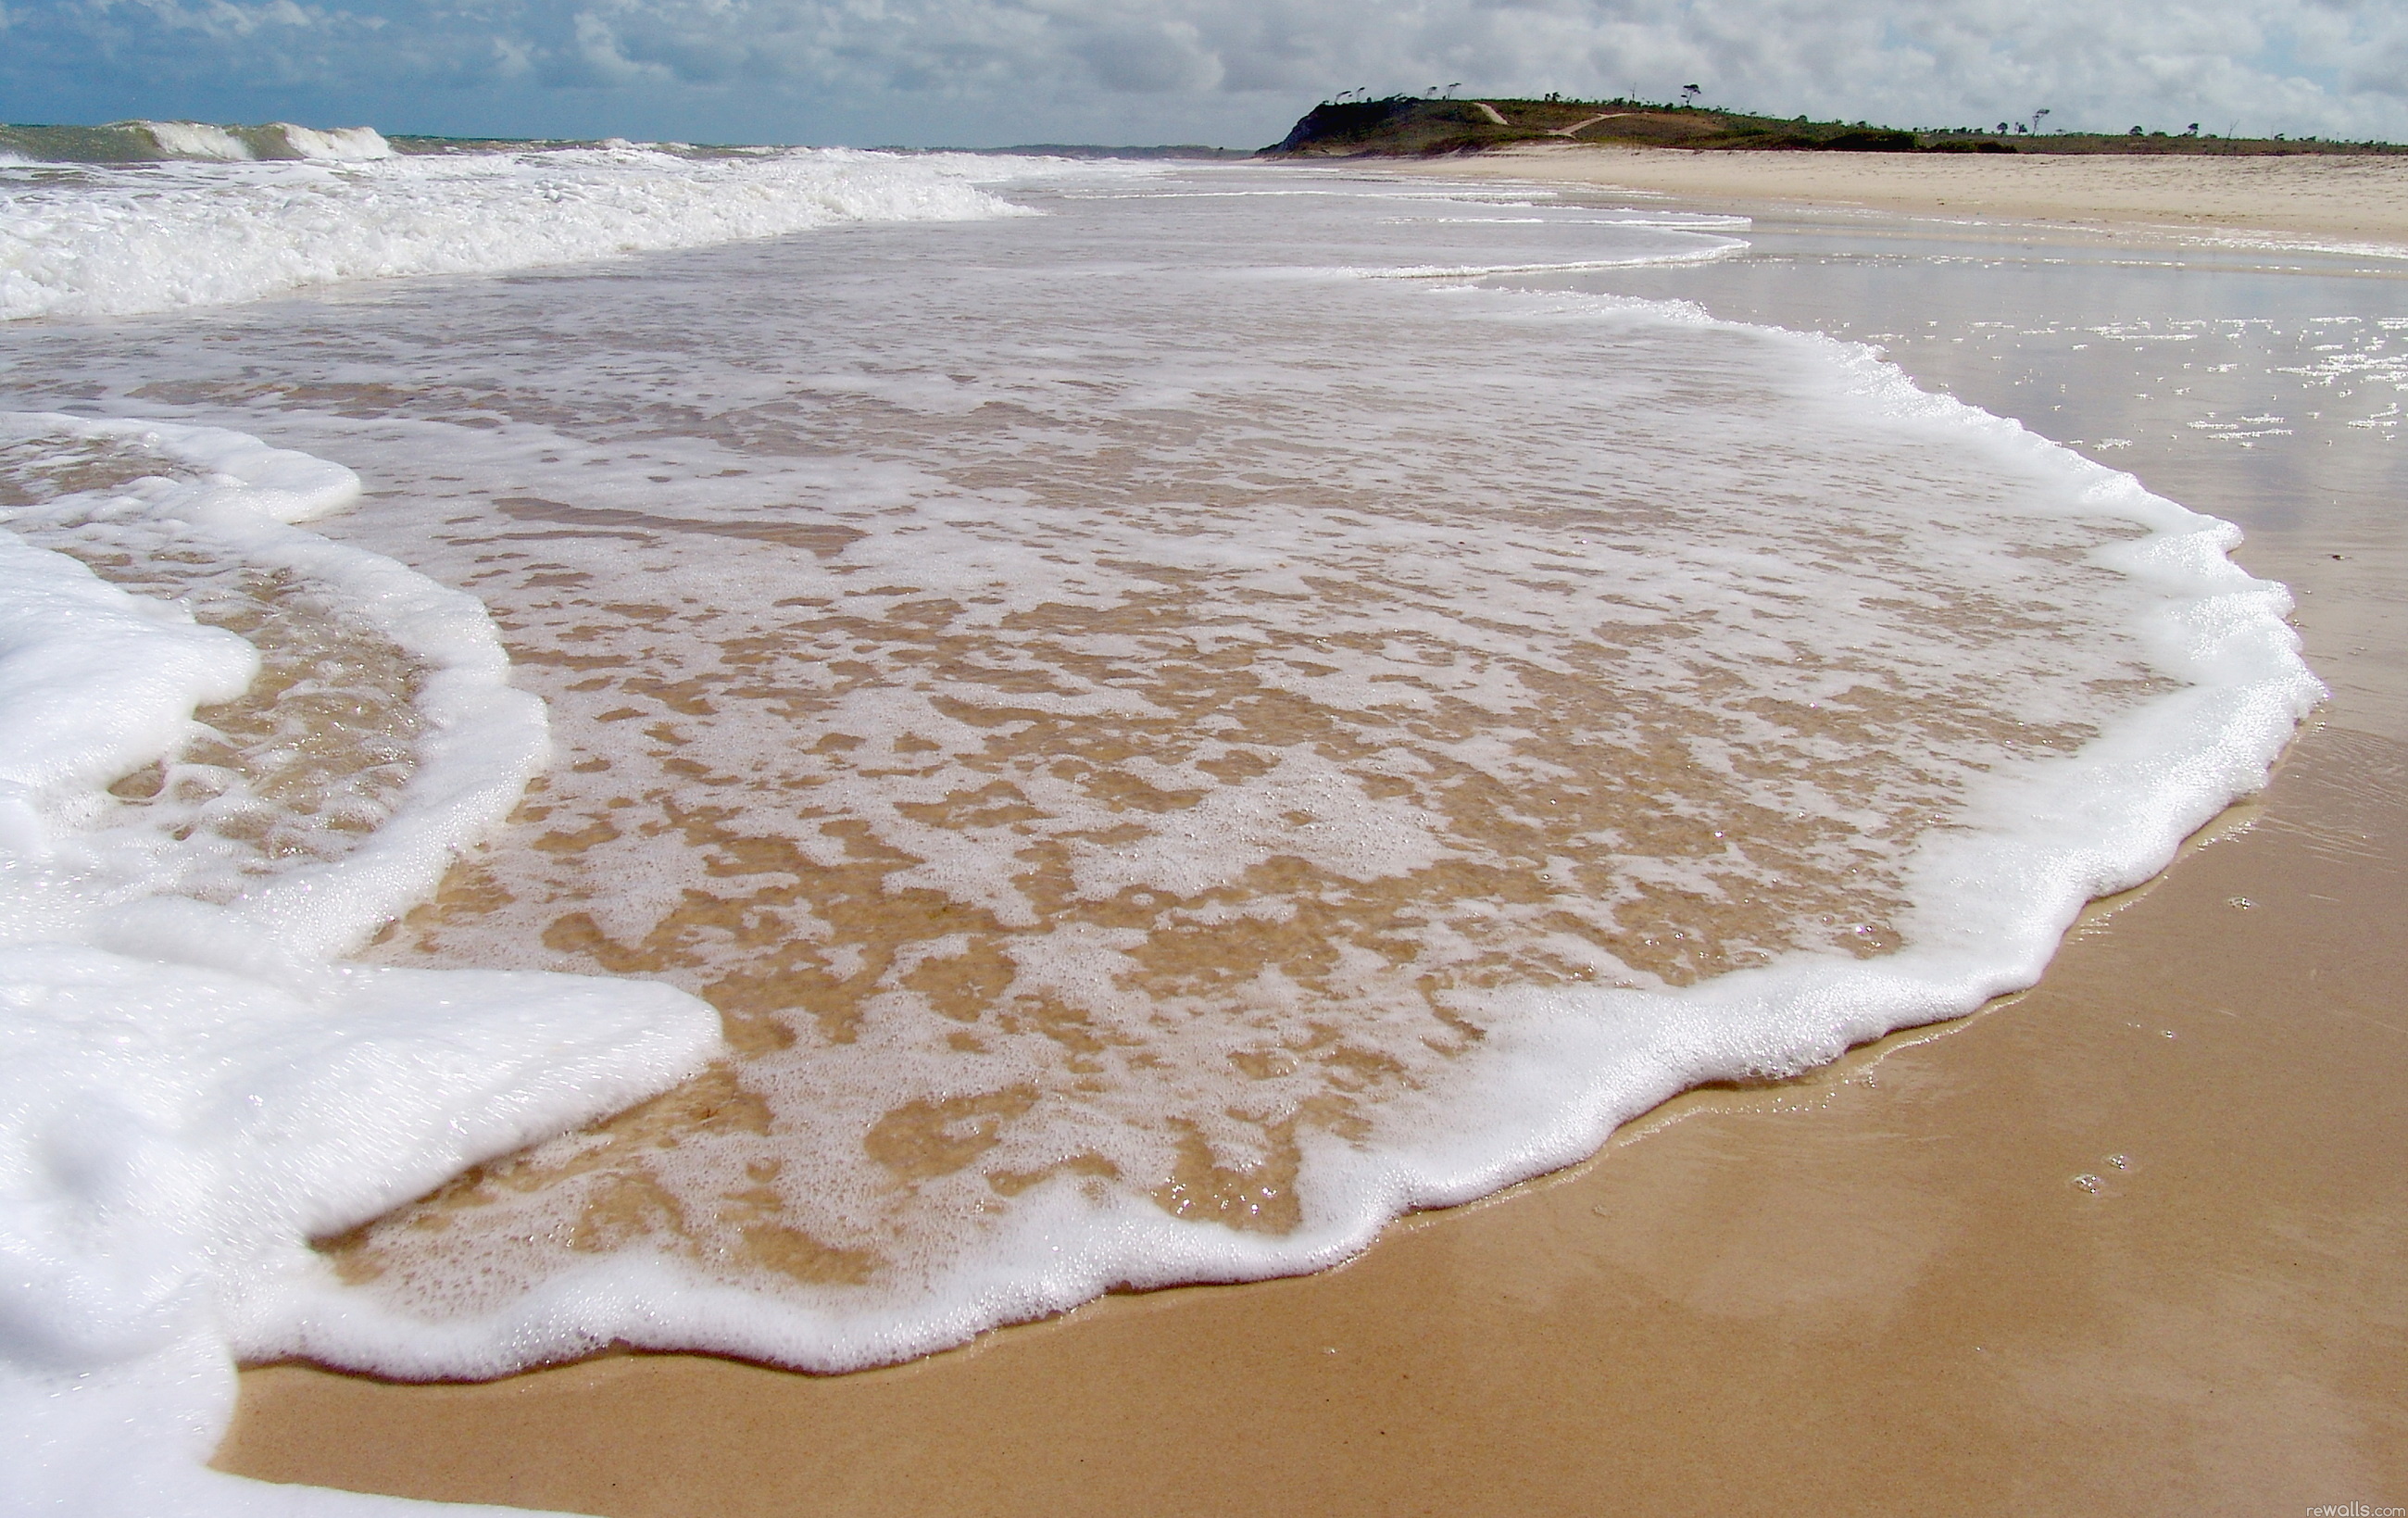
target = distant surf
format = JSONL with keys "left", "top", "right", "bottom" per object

{"left": 0, "top": 127, "right": 1055, "bottom": 320}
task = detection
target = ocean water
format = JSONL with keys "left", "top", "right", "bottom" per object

{"left": 0, "top": 135, "right": 2321, "bottom": 1514}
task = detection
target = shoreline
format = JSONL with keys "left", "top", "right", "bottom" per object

{"left": 1366, "top": 142, "right": 2408, "bottom": 249}
{"left": 213, "top": 176, "right": 2408, "bottom": 1513}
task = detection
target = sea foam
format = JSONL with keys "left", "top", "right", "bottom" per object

{"left": 273, "top": 290, "right": 2319, "bottom": 1382}
{"left": 0, "top": 163, "right": 2328, "bottom": 1516}
{"left": 0, "top": 414, "right": 722, "bottom": 1514}
{"left": 0, "top": 141, "right": 1041, "bottom": 321}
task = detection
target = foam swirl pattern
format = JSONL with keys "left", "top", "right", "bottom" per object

{"left": 212, "top": 179, "right": 2310, "bottom": 1380}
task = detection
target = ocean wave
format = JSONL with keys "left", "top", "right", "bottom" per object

{"left": 0, "top": 140, "right": 1046, "bottom": 320}
{"left": 0, "top": 119, "right": 397, "bottom": 164}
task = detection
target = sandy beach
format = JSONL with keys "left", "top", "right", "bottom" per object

{"left": 1383, "top": 141, "right": 2408, "bottom": 248}
{"left": 221, "top": 724, "right": 2408, "bottom": 1513}
{"left": 210, "top": 155, "right": 2408, "bottom": 1515}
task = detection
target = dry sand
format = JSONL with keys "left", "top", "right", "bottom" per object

{"left": 1381, "top": 142, "right": 2408, "bottom": 249}
{"left": 216, "top": 160, "right": 2408, "bottom": 1515}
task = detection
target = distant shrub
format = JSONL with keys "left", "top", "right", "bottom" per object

{"left": 1820, "top": 129, "right": 1916, "bottom": 152}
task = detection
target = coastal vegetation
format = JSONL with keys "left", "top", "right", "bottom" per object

{"left": 1262, "top": 95, "right": 2407, "bottom": 157}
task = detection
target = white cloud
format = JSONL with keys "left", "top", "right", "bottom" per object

{"left": 554, "top": 8, "right": 675, "bottom": 85}
{"left": 10, "top": 0, "right": 2408, "bottom": 145}
{"left": 119, "top": 0, "right": 322, "bottom": 37}
{"left": 1072, "top": 19, "right": 1226, "bottom": 94}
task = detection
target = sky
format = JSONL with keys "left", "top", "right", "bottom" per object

{"left": 5, "top": 0, "right": 2407, "bottom": 150}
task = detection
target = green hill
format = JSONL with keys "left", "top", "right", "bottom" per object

{"left": 1261, "top": 96, "right": 2404, "bottom": 157}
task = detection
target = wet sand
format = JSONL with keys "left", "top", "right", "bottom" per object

{"left": 214, "top": 196, "right": 2408, "bottom": 1513}
{"left": 1385, "top": 142, "right": 2408, "bottom": 248}
{"left": 219, "top": 724, "right": 2408, "bottom": 1513}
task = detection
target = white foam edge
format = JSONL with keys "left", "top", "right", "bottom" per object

{"left": 0, "top": 524, "right": 257, "bottom": 840}
{"left": 1297, "top": 233, "right": 1750, "bottom": 282}
{"left": 1366, "top": 241, "right": 1750, "bottom": 279}
{"left": 253, "top": 298, "right": 2321, "bottom": 1385}
{"left": 6, "top": 411, "right": 561, "bottom": 962}
{"left": 2176, "top": 230, "right": 2408, "bottom": 264}
{"left": 0, "top": 411, "right": 722, "bottom": 1515}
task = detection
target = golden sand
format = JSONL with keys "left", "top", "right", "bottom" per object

{"left": 1382, "top": 142, "right": 2408, "bottom": 248}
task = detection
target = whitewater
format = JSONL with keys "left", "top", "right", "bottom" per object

{"left": 0, "top": 132, "right": 2318, "bottom": 1515}
{"left": 0, "top": 126, "right": 1031, "bottom": 320}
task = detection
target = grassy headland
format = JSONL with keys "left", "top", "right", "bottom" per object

{"left": 1262, "top": 96, "right": 2405, "bottom": 157}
